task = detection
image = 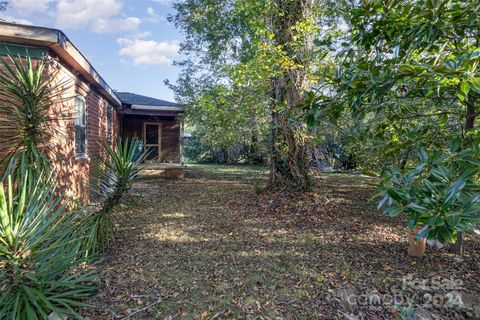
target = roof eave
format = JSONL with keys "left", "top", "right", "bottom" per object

{"left": 118, "top": 108, "right": 183, "bottom": 117}
{"left": 0, "top": 22, "right": 121, "bottom": 107}
{"left": 131, "top": 104, "right": 184, "bottom": 112}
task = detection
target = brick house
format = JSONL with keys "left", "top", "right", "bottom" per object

{"left": 0, "top": 21, "right": 184, "bottom": 201}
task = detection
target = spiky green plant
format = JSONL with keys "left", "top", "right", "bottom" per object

{"left": 85, "top": 138, "right": 147, "bottom": 253}
{"left": 0, "top": 53, "right": 70, "bottom": 178}
{"left": 0, "top": 161, "right": 95, "bottom": 319}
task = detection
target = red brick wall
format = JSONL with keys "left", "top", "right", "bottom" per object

{"left": 161, "top": 120, "right": 181, "bottom": 163}
{"left": 52, "top": 59, "right": 121, "bottom": 202}
{"left": 0, "top": 53, "right": 120, "bottom": 203}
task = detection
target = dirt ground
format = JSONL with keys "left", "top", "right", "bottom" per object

{"left": 80, "top": 164, "right": 480, "bottom": 320}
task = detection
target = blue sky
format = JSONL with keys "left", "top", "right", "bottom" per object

{"left": 0, "top": 0, "right": 184, "bottom": 101}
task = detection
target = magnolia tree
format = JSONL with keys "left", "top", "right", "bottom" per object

{"left": 379, "top": 141, "right": 480, "bottom": 246}
{"left": 304, "top": 0, "right": 480, "bottom": 252}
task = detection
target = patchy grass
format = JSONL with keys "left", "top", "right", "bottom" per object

{"left": 80, "top": 164, "right": 480, "bottom": 320}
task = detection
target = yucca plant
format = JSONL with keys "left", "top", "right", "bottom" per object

{"left": 85, "top": 138, "right": 147, "bottom": 253}
{"left": 0, "top": 53, "right": 70, "bottom": 178}
{"left": 0, "top": 161, "right": 95, "bottom": 319}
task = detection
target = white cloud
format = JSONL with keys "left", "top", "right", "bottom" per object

{"left": 146, "top": 6, "right": 164, "bottom": 23}
{"left": 0, "top": 15, "right": 33, "bottom": 25}
{"left": 147, "top": 7, "right": 155, "bottom": 16}
{"left": 93, "top": 17, "right": 141, "bottom": 33}
{"left": 55, "top": 0, "right": 141, "bottom": 33}
{"left": 11, "top": 0, "right": 52, "bottom": 14}
{"left": 133, "top": 30, "right": 152, "bottom": 39}
{"left": 151, "top": 0, "right": 171, "bottom": 5}
{"left": 117, "top": 37, "right": 179, "bottom": 66}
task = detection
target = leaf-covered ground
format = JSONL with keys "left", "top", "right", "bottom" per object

{"left": 80, "top": 164, "right": 480, "bottom": 319}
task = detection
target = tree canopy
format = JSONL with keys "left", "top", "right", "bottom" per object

{"left": 170, "top": 0, "right": 480, "bottom": 248}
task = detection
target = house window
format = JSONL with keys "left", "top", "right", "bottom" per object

{"left": 75, "top": 96, "right": 87, "bottom": 157}
{"left": 106, "top": 102, "right": 113, "bottom": 144}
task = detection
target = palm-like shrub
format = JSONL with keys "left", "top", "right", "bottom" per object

{"left": 85, "top": 138, "right": 147, "bottom": 253}
{"left": 0, "top": 167, "right": 95, "bottom": 319}
{"left": 0, "top": 54, "right": 70, "bottom": 178}
{"left": 378, "top": 140, "right": 480, "bottom": 244}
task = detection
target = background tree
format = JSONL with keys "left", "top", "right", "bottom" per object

{"left": 0, "top": 1, "right": 8, "bottom": 12}
{"left": 169, "top": 0, "right": 339, "bottom": 190}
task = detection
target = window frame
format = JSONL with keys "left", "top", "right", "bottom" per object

{"left": 106, "top": 102, "right": 113, "bottom": 145}
{"left": 74, "top": 95, "right": 88, "bottom": 159}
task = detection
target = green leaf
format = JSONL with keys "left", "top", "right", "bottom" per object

{"left": 384, "top": 206, "right": 405, "bottom": 217}
{"left": 387, "top": 188, "right": 408, "bottom": 202}
{"left": 430, "top": 166, "right": 450, "bottom": 183}
{"left": 446, "top": 215, "right": 461, "bottom": 227}
{"left": 450, "top": 137, "right": 462, "bottom": 152}
{"left": 0, "top": 156, "right": 95, "bottom": 319}
{"left": 415, "top": 225, "right": 429, "bottom": 239}
{"left": 469, "top": 77, "right": 480, "bottom": 93}
{"left": 458, "top": 79, "right": 470, "bottom": 101}
{"left": 407, "top": 203, "right": 431, "bottom": 214}
{"left": 443, "top": 179, "right": 466, "bottom": 207}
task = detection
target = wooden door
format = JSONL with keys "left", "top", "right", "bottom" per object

{"left": 143, "top": 122, "right": 161, "bottom": 161}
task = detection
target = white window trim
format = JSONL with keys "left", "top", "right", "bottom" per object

{"left": 74, "top": 95, "right": 88, "bottom": 160}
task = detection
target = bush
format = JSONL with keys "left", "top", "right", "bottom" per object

{"left": 0, "top": 169, "right": 95, "bottom": 319}
{"left": 378, "top": 140, "right": 480, "bottom": 244}
{"left": 0, "top": 54, "right": 69, "bottom": 179}
{"left": 85, "top": 138, "right": 147, "bottom": 253}
{"left": 185, "top": 131, "right": 265, "bottom": 164}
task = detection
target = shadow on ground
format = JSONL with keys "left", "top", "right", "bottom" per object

{"left": 80, "top": 165, "right": 480, "bottom": 320}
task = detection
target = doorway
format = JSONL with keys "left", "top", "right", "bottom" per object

{"left": 143, "top": 122, "right": 161, "bottom": 161}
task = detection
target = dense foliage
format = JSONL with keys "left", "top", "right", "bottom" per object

{"left": 329, "top": 0, "right": 480, "bottom": 251}
{"left": 379, "top": 142, "right": 480, "bottom": 244}
{"left": 169, "top": 0, "right": 346, "bottom": 189}
{"left": 0, "top": 166, "right": 95, "bottom": 319}
{"left": 309, "top": 0, "right": 479, "bottom": 164}
{"left": 184, "top": 130, "right": 266, "bottom": 164}
{"left": 171, "top": 0, "right": 480, "bottom": 249}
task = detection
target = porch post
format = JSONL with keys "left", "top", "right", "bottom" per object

{"left": 180, "top": 119, "right": 184, "bottom": 165}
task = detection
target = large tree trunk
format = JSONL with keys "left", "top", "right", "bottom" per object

{"left": 268, "top": 0, "right": 314, "bottom": 190}
{"left": 269, "top": 76, "right": 310, "bottom": 188}
{"left": 451, "top": 96, "right": 476, "bottom": 254}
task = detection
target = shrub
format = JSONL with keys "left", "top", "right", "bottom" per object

{"left": 185, "top": 131, "right": 265, "bottom": 164}
{"left": 0, "top": 168, "right": 95, "bottom": 319}
{"left": 378, "top": 140, "right": 480, "bottom": 244}
{"left": 0, "top": 54, "right": 70, "bottom": 179}
{"left": 85, "top": 138, "right": 147, "bottom": 253}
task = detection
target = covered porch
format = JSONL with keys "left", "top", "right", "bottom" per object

{"left": 120, "top": 115, "right": 182, "bottom": 163}
{"left": 116, "top": 92, "right": 185, "bottom": 178}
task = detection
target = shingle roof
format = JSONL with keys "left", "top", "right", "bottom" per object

{"left": 116, "top": 92, "right": 179, "bottom": 107}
